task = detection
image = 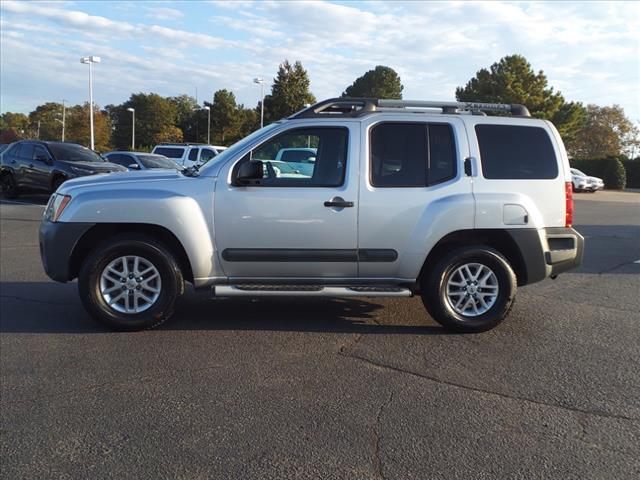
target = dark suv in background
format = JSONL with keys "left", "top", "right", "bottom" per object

{"left": 0, "top": 141, "right": 126, "bottom": 199}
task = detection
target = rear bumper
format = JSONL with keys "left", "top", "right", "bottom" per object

{"left": 507, "top": 227, "right": 584, "bottom": 285}
{"left": 39, "top": 221, "right": 94, "bottom": 282}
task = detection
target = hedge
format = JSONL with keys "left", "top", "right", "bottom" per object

{"left": 623, "top": 160, "right": 640, "bottom": 189}
{"left": 570, "top": 157, "right": 626, "bottom": 190}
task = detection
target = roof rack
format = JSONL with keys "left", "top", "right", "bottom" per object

{"left": 291, "top": 98, "right": 531, "bottom": 118}
{"left": 158, "top": 142, "right": 206, "bottom": 146}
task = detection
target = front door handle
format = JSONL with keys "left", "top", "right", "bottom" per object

{"left": 324, "top": 196, "right": 354, "bottom": 208}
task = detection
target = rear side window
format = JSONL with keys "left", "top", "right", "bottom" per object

{"left": 19, "top": 144, "right": 34, "bottom": 160}
{"left": 475, "top": 125, "right": 558, "bottom": 179}
{"left": 370, "top": 122, "right": 456, "bottom": 187}
{"left": 188, "top": 148, "right": 199, "bottom": 161}
{"left": 154, "top": 147, "right": 184, "bottom": 159}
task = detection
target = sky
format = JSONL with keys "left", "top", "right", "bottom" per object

{"left": 1, "top": 0, "right": 639, "bottom": 121}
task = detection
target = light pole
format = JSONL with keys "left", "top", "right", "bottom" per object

{"left": 127, "top": 107, "right": 135, "bottom": 150}
{"left": 203, "top": 106, "right": 211, "bottom": 144}
{"left": 61, "top": 99, "right": 67, "bottom": 141}
{"left": 253, "top": 77, "right": 264, "bottom": 128}
{"left": 80, "top": 56, "right": 101, "bottom": 149}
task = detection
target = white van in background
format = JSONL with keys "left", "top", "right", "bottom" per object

{"left": 151, "top": 144, "right": 227, "bottom": 168}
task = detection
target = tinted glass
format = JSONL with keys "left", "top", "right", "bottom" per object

{"left": 475, "top": 125, "right": 558, "bottom": 179}
{"left": 428, "top": 124, "right": 456, "bottom": 184}
{"left": 137, "top": 155, "right": 180, "bottom": 169}
{"left": 241, "top": 127, "right": 348, "bottom": 187}
{"left": 33, "top": 145, "right": 50, "bottom": 161}
{"left": 48, "top": 143, "right": 104, "bottom": 162}
{"left": 371, "top": 123, "right": 428, "bottom": 187}
{"left": 154, "top": 147, "right": 184, "bottom": 159}
{"left": 106, "top": 154, "right": 133, "bottom": 167}
{"left": 188, "top": 148, "right": 199, "bottom": 161}
{"left": 0, "top": 145, "right": 8, "bottom": 153}
{"left": 200, "top": 149, "right": 216, "bottom": 162}
{"left": 19, "top": 144, "right": 34, "bottom": 160}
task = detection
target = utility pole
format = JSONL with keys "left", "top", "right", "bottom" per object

{"left": 61, "top": 99, "right": 67, "bottom": 141}
{"left": 37, "top": 120, "right": 41, "bottom": 140}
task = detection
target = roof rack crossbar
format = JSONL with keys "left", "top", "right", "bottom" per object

{"left": 290, "top": 98, "right": 531, "bottom": 119}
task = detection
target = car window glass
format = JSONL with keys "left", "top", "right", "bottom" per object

{"left": 475, "top": 125, "right": 558, "bottom": 179}
{"left": 137, "top": 155, "right": 179, "bottom": 169}
{"left": 428, "top": 124, "right": 456, "bottom": 185}
{"left": 107, "top": 154, "right": 132, "bottom": 167}
{"left": 238, "top": 127, "right": 348, "bottom": 187}
{"left": 48, "top": 143, "right": 104, "bottom": 162}
{"left": 200, "top": 149, "right": 216, "bottom": 162}
{"left": 19, "top": 144, "right": 34, "bottom": 160}
{"left": 370, "top": 123, "right": 427, "bottom": 187}
{"left": 188, "top": 148, "right": 199, "bottom": 161}
{"left": 153, "top": 147, "right": 184, "bottom": 159}
{"left": 280, "top": 149, "right": 316, "bottom": 163}
{"left": 33, "top": 145, "right": 50, "bottom": 161}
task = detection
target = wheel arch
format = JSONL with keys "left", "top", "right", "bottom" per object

{"left": 69, "top": 223, "right": 194, "bottom": 284}
{"left": 418, "top": 229, "right": 530, "bottom": 287}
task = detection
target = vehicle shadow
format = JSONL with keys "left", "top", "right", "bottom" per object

{"left": 0, "top": 282, "right": 448, "bottom": 335}
{"left": 0, "top": 194, "right": 50, "bottom": 206}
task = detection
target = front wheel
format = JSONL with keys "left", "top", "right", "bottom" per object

{"left": 421, "top": 246, "right": 517, "bottom": 333}
{"left": 78, "top": 234, "right": 184, "bottom": 331}
{"left": 0, "top": 173, "right": 19, "bottom": 199}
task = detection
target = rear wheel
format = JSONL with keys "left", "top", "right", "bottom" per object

{"left": 79, "top": 234, "right": 184, "bottom": 331}
{"left": 52, "top": 176, "right": 65, "bottom": 192}
{"left": 421, "top": 246, "right": 517, "bottom": 333}
{"left": 0, "top": 172, "right": 19, "bottom": 199}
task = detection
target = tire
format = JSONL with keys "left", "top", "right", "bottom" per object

{"left": 421, "top": 245, "right": 517, "bottom": 333}
{"left": 52, "top": 176, "right": 66, "bottom": 192}
{"left": 78, "top": 234, "right": 184, "bottom": 331}
{"left": 0, "top": 172, "right": 19, "bottom": 199}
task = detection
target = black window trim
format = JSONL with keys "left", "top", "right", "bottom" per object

{"left": 368, "top": 121, "right": 458, "bottom": 188}
{"left": 231, "top": 126, "right": 350, "bottom": 188}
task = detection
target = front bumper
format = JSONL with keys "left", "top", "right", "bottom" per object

{"left": 507, "top": 227, "right": 584, "bottom": 285}
{"left": 39, "top": 221, "right": 94, "bottom": 282}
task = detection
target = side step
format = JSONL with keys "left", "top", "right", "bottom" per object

{"left": 214, "top": 285, "right": 413, "bottom": 298}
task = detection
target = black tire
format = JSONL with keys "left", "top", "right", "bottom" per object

{"left": 52, "top": 176, "right": 66, "bottom": 192}
{"left": 78, "top": 234, "right": 184, "bottom": 331}
{"left": 0, "top": 172, "right": 19, "bottom": 199}
{"left": 421, "top": 245, "right": 517, "bottom": 333}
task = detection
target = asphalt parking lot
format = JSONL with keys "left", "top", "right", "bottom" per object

{"left": 1, "top": 191, "right": 639, "bottom": 479}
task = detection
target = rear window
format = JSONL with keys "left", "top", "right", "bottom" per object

{"left": 475, "top": 125, "right": 558, "bottom": 179}
{"left": 154, "top": 147, "right": 184, "bottom": 159}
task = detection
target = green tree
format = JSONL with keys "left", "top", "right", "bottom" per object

{"left": 209, "top": 89, "right": 240, "bottom": 143}
{"left": 28, "top": 102, "right": 66, "bottom": 141}
{"left": 235, "top": 106, "right": 258, "bottom": 141}
{"left": 0, "top": 112, "right": 29, "bottom": 142}
{"left": 343, "top": 66, "right": 404, "bottom": 99}
{"left": 168, "top": 94, "right": 198, "bottom": 143}
{"left": 262, "top": 60, "right": 316, "bottom": 124}
{"left": 569, "top": 104, "right": 640, "bottom": 158}
{"left": 111, "top": 93, "right": 179, "bottom": 149}
{"left": 65, "top": 103, "right": 113, "bottom": 152}
{"left": 456, "top": 54, "right": 587, "bottom": 149}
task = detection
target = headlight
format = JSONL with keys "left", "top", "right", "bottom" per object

{"left": 70, "top": 165, "right": 95, "bottom": 174}
{"left": 44, "top": 194, "right": 72, "bottom": 222}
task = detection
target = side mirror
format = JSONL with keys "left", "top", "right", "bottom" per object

{"left": 235, "top": 160, "right": 263, "bottom": 185}
{"left": 128, "top": 163, "right": 141, "bottom": 170}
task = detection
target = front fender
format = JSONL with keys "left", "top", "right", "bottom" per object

{"left": 58, "top": 188, "right": 218, "bottom": 284}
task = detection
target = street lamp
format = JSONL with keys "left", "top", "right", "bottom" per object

{"left": 127, "top": 107, "right": 135, "bottom": 150}
{"left": 253, "top": 77, "right": 264, "bottom": 128}
{"left": 59, "top": 99, "right": 67, "bottom": 141}
{"left": 80, "top": 55, "right": 101, "bottom": 150}
{"left": 203, "top": 106, "right": 211, "bottom": 144}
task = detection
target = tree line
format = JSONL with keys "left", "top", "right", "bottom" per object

{"left": 1, "top": 56, "right": 637, "bottom": 160}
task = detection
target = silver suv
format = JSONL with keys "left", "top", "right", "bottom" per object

{"left": 39, "top": 98, "right": 584, "bottom": 332}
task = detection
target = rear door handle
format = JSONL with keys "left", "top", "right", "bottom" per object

{"left": 324, "top": 196, "right": 354, "bottom": 208}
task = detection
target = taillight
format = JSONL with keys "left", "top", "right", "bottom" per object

{"left": 565, "top": 182, "right": 573, "bottom": 227}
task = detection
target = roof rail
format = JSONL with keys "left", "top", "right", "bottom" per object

{"left": 290, "top": 98, "right": 531, "bottom": 118}
{"left": 158, "top": 142, "right": 206, "bottom": 146}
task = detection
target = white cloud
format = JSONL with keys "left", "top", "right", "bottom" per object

{"left": 145, "top": 7, "right": 184, "bottom": 21}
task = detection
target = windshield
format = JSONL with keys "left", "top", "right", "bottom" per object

{"left": 153, "top": 147, "right": 185, "bottom": 159}
{"left": 137, "top": 154, "right": 181, "bottom": 169}
{"left": 572, "top": 168, "right": 586, "bottom": 176}
{"left": 198, "top": 123, "right": 281, "bottom": 175}
{"left": 48, "top": 143, "right": 105, "bottom": 162}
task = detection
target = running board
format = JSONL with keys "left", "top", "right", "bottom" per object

{"left": 214, "top": 285, "right": 413, "bottom": 298}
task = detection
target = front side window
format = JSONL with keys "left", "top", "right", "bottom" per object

{"left": 200, "top": 149, "right": 216, "bottom": 162}
{"left": 475, "top": 125, "right": 558, "bottom": 179}
{"left": 236, "top": 127, "right": 348, "bottom": 187}
{"left": 370, "top": 122, "right": 456, "bottom": 187}
{"left": 33, "top": 145, "right": 50, "bottom": 161}
{"left": 107, "top": 154, "right": 134, "bottom": 167}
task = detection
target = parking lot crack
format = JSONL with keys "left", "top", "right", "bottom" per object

{"left": 372, "top": 384, "right": 398, "bottom": 480}
{"left": 344, "top": 353, "right": 638, "bottom": 422}
{"left": 0, "top": 294, "right": 73, "bottom": 307}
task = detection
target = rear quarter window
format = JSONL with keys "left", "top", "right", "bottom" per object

{"left": 154, "top": 147, "right": 184, "bottom": 159}
{"left": 475, "top": 125, "right": 558, "bottom": 179}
